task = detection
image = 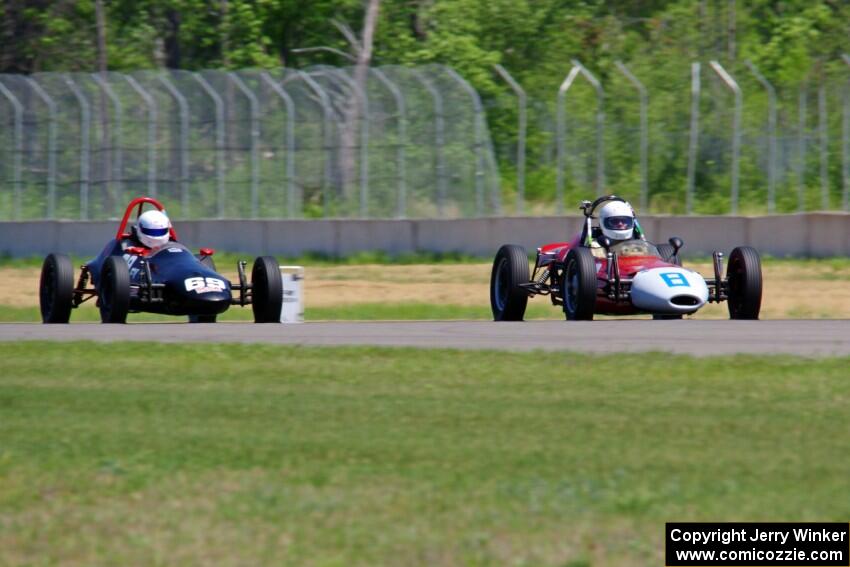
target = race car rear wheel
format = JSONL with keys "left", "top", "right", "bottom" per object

{"left": 490, "top": 245, "right": 529, "bottom": 321}
{"left": 189, "top": 254, "right": 218, "bottom": 323}
{"left": 251, "top": 256, "right": 283, "bottom": 323}
{"left": 40, "top": 253, "right": 74, "bottom": 324}
{"left": 726, "top": 246, "right": 762, "bottom": 320}
{"left": 656, "top": 243, "right": 682, "bottom": 266}
{"left": 563, "top": 248, "right": 597, "bottom": 321}
{"left": 99, "top": 256, "right": 130, "bottom": 324}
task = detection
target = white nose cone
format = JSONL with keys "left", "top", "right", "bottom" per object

{"left": 631, "top": 267, "right": 709, "bottom": 314}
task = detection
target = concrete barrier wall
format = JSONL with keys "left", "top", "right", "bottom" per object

{"left": 1, "top": 213, "right": 848, "bottom": 258}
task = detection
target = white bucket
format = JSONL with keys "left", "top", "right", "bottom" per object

{"left": 279, "top": 266, "right": 304, "bottom": 323}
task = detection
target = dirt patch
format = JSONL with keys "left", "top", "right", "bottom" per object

{"left": 1, "top": 268, "right": 43, "bottom": 307}
{"left": 4, "top": 262, "right": 849, "bottom": 318}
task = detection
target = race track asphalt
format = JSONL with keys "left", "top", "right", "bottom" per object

{"left": 1, "top": 320, "right": 848, "bottom": 357}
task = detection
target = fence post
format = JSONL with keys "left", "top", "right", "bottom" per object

{"left": 191, "top": 73, "right": 225, "bottom": 218}
{"left": 25, "top": 77, "right": 59, "bottom": 219}
{"left": 157, "top": 73, "right": 190, "bottom": 215}
{"left": 571, "top": 60, "right": 605, "bottom": 196}
{"left": 556, "top": 65, "right": 581, "bottom": 214}
{"left": 818, "top": 81, "right": 829, "bottom": 210}
{"left": 743, "top": 61, "right": 777, "bottom": 213}
{"left": 370, "top": 68, "right": 407, "bottom": 218}
{"left": 412, "top": 69, "right": 447, "bottom": 217}
{"left": 124, "top": 74, "right": 158, "bottom": 200}
{"left": 227, "top": 72, "right": 261, "bottom": 219}
{"left": 685, "top": 62, "right": 701, "bottom": 214}
{"left": 0, "top": 79, "right": 23, "bottom": 220}
{"left": 63, "top": 75, "right": 92, "bottom": 220}
{"left": 90, "top": 73, "right": 123, "bottom": 216}
{"left": 259, "top": 72, "right": 298, "bottom": 218}
{"left": 319, "top": 68, "right": 369, "bottom": 217}
{"left": 615, "top": 61, "right": 649, "bottom": 211}
{"left": 344, "top": 68, "right": 371, "bottom": 218}
{"left": 441, "top": 66, "right": 493, "bottom": 216}
{"left": 296, "top": 71, "right": 334, "bottom": 217}
{"left": 709, "top": 61, "right": 742, "bottom": 215}
{"left": 493, "top": 64, "right": 526, "bottom": 215}
{"left": 797, "top": 82, "right": 808, "bottom": 212}
{"left": 842, "top": 54, "right": 850, "bottom": 211}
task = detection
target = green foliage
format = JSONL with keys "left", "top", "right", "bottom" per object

{"left": 9, "top": 1, "right": 847, "bottom": 91}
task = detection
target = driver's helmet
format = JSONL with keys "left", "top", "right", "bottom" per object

{"left": 598, "top": 200, "right": 635, "bottom": 241}
{"left": 136, "top": 210, "right": 171, "bottom": 249}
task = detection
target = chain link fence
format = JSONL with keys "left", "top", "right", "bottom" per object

{"left": 0, "top": 64, "right": 500, "bottom": 221}
{"left": 489, "top": 59, "right": 850, "bottom": 216}
{"left": 2, "top": 61, "right": 849, "bottom": 220}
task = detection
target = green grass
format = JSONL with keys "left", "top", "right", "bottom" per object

{"left": 0, "top": 302, "right": 563, "bottom": 323}
{"left": 1, "top": 342, "right": 849, "bottom": 565}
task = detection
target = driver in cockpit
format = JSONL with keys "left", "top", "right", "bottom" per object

{"left": 587, "top": 198, "right": 646, "bottom": 257}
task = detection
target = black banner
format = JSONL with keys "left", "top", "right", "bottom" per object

{"left": 666, "top": 523, "right": 849, "bottom": 566}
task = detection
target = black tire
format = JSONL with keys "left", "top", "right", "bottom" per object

{"left": 189, "top": 255, "right": 218, "bottom": 323}
{"left": 39, "top": 253, "right": 75, "bottom": 324}
{"left": 99, "top": 256, "right": 130, "bottom": 324}
{"left": 726, "top": 246, "right": 762, "bottom": 320}
{"left": 562, "top": 247, "right": 597, "bottom": 321}
{"left": 490, "top": 245, "right": 530, "bottom": 321}
{"left": 656, "top": 243, "right": 682, "bottom": 266}
{"left": 251, "top": 256, "right": 283, "bottom": 323}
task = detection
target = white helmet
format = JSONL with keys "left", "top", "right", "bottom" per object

{"left": 598, "top": 200, "right": 636, "bottom": 241}
{"left": 136, "top": 210, "right": 171, "bottom": 249}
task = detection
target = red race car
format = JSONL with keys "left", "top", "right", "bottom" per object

{"left": 490, "top": 195, "right": 762, "bottom": 321}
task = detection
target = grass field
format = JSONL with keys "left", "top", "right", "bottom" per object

{"left": 2, "top": 342, "right": 849, "bottom": 565}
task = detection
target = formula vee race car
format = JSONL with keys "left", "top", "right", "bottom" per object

{"left": 39, "top": 197, "right": 283, "bottom": 324}
{"left": 490, "top": 195, "right": 763, "bottom": 321}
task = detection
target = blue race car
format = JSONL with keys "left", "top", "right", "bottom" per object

{"left": 39, "top": 197, "right": 283, "bottom": 324}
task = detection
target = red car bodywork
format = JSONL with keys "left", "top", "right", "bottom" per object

{"left": 539, "top": 235, "right": 680, "bottom": 315}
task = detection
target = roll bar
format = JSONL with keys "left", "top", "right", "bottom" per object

{"left": 579, "top": 194, "right": 627, "bottom": 218}
{"left": 115, "top": 197, "right": 179, "bottom": 241}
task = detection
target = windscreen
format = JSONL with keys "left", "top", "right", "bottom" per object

{"left": 610, "top": 239, "right": 660, "bottom": 257}
{"left": 148, "top": 242, "right": 190, "bottom": 258}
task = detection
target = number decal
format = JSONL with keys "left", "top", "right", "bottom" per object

{"left": 659, "top": 272, "right": 690, "bottom": 288}
{"left": 184, "top": 277, "right": 226, "bottom": 293}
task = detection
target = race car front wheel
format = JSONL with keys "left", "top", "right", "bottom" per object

{"left": 490, "top": 244, "right": 529, "bottom": 321}
{"left": 99, "top": 256, "right": 130, "bottom": 324}
{"left": 40, "top": 253, "right": 74, "bottom": 324}
{"left": 251, "top": 256, "right": 283, "bottom": 323}
{"left": 726, "top": 246, "right": 762, "bottom": 320}
{"left": 563, "top": 248, "right": 597, "bottom": 321}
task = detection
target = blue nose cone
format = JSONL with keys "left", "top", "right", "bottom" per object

{"left": 170, "top": 275, "right": 233, "bottom": 315}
